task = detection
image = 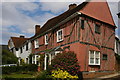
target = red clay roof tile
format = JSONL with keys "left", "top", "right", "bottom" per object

{"left": 11, "top": 37, "right": 29, "bottom": 48}
{"left": 31, "top": 0, "right": 115, "bottom": 39}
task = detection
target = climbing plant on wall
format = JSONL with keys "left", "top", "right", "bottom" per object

{"left": 39, "top": 53, "right": 45, "bottom": 71}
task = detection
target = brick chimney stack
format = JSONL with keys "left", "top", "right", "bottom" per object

{"left": 20, "top": 35, "right": 25, "bottom": 38}
{"left": 35, "top": 25, "right": 40, "bottom": 34}
{"left": 69, "top": 4, "right": 77, "bottom": 10}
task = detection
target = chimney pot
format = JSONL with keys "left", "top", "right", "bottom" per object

{"left": 69, "top": 4, "right": 77, "bottom": 10}
{"left": 35, "top": 25, "right": 40, "bottom": 34}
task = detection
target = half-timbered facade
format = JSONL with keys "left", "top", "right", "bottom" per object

{"left": 31, "top": 0, "right": 116, "bottom": 72}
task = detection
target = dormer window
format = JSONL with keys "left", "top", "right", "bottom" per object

{"left": 34, "top": 39, "right": 39, "bottom": 48}
{"left": 57, "top": 29, "right": 63, "bottom": 42}
{"left": 45, "top": 34, "right": 48, "bottom": 45}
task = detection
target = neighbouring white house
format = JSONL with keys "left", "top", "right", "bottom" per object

{"left": 8, "top": 25, "right": 42, "bottom": 65}
{"left": 8, "top": 36, "right": 32, "bottom": 64}
{"left": 115, "top": 36, "right": 120, "bottom": 55}
{"left": 18, "top": 40, "right": 32, "bottom": 64}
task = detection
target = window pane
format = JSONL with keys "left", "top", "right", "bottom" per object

{"left": 90, "top": 58, "right": 94, "bottom": 63}
{"left": 58, "top": 30, "right": 63, "bottom": 41}
{"left": 89, "top": 51, "right": 94, "bottom": 64}
{"left": 95, "top": 58, "right": 99, "bottom": 64}
{"left": 95, "top": 51, "right": 99, "bottom": 58}
{"left": 90, "top": 51, "right": 94, "bottom": 58}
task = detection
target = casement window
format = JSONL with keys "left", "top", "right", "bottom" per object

{"left": 95, "top": 24, "right": 101, "bottom": 34}
{"left": 34, "top": 39, "right": 39, "bottom": 48}
{"left": 81, "top": 20, "right": 84, "bottom": 29}
{"left": 89, "top": 51, "right": 100, "bottom": 65}
{"left": 45, "top": 34, "right": 48, "bottom": 45}
{"left": 20, "top": 47, "right": 22, "bottom": 53}
{"left": 26, "top": 58, "right": 29, "bottom": 64}
{"left": 102, "top": 54, "right": 108, "bottom": 60}
{"left": 57, "top": 29, "right": 63, "bottom": 42}
{"left": 16, "top": 48, "right": 18, "bottom": 51}
{"left": 32, "top": 55, "right": 40, "bottom": 65}
{"left": 26, "top": 43, "right": 28, "bottom": 51}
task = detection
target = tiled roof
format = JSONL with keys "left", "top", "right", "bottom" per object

{"left": 31, "top": 0, "right": 115, "bottom": 40}
{"left": 11, "top": 37, "right": 29, "bottom": 48}
{"left": 31, "top": 2, "right": 88, "bottom": 39}
{"left": 79, "top": 0, "right": 115, "bottom": 26}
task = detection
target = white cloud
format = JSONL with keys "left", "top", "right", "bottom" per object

{"left": 2, "top": 28, "right": 19, "bottom": 44}
{"left": 16, "top": 2, "right": 39, "bottom": 12}
{"left": 33, "top": 12, "right": 56, "bottom": 26}
{"left": 2, "top": 2, "right": 39, "bottom": 33}
{"left": 2, "top": 0, "right": 30, "bottom": 2}
{"left": 40, "top": 2, "right": 84, "bottom": 14}
{"left": 2, "top": 0, "right": 119, "bottom": 2}
{"left": 1, "top": 2, "right": 58, "bottom": 44}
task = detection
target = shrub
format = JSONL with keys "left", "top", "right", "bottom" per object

{"left": 51, "top": 51, "right": 80, "bottom": 75}
{"left": 2, "top": 50, "right": 18, "bottom": 65}
{"left": 2, "top": 64, "right": 38, "bottom": 74}
{"left": 51, "top": 68, "right": 78, "bottom": 79}
{"left": 36, "top": 70, "right": 52, "bottom": 79}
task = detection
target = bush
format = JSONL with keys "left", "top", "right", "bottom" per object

{"left": 2, "top": 64, "right": 38, "bottom": 74}
{"left": 2, "top": 50, "right": 18, "bottom": 65}
{"left": 36, "top": 70, "right": 52, "bottom": 79}
{"left": 51, "top": 51, "right": 80, "bottom": 75}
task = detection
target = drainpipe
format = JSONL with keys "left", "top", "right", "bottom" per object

{"left": 49, "top": 54, "right": 52, "bottom": 65}
{"left": 35, "top": 55, "right": 37, "bottom": 64}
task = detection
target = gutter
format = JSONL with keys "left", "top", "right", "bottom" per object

{"left": 31, "top": 12, "right": 82, "bottom": 41}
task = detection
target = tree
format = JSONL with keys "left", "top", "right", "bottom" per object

{"left": 2, "top": 50, "right": 18, "bottom": 64}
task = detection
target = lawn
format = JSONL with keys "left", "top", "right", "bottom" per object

{"left": 2, "top": 72, "right": 37, "bottom": 78}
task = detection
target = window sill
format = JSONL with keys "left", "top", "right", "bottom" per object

{"left": 57, "top": 39, "right": 63, "bottom": 43}
{"left": 45, "top": 43, "right": 48, "bottom": 45}
{"left": 89, "top": 64, "right": 100, "bottom": 66}
{"left": 35, "top": 47, "right": 39, "bottom": 49}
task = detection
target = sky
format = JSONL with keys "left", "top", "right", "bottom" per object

{"left": 0, "top": 0, "right": 120, "bottom": 45}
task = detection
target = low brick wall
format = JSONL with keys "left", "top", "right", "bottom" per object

{"left": 83, "top": 71, "right": 115, "bottom": 79}
{"left": 115, "top": 60, "right": 120, "bottom": 71}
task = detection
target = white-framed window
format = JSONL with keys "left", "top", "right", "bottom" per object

{"left": 32, "top": 55, "right": 40, "bottom": 65}
{"left": 34, "top": 39, "right": 39, "bottom": 48}
{"left": 89, "top": 50, "right": 100, "bottom": 65}
{"left": 57, "top": 29, "right": 63, "bottom": 42}
{"left": 45, "top": 34, "right": 48, "bottom": 45}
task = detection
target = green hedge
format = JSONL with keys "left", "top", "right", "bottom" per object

{"left": 2, "top": 64, "right": 38, "bottom": 74}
